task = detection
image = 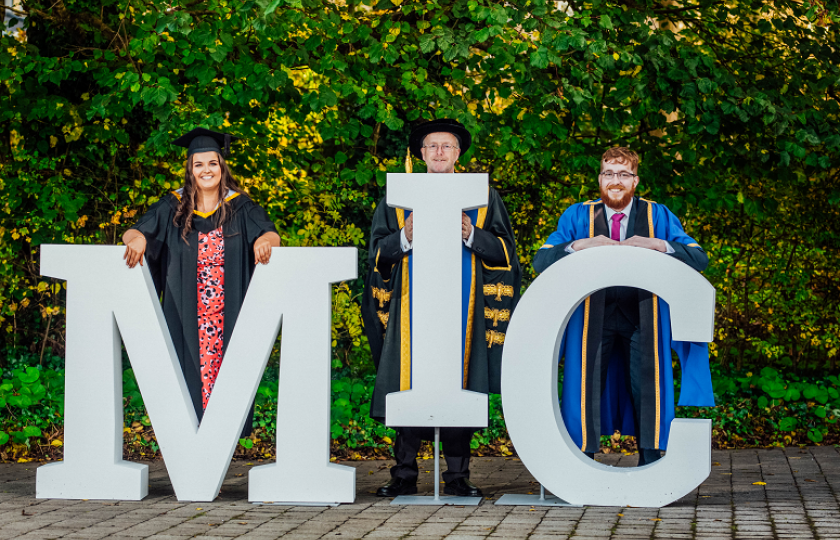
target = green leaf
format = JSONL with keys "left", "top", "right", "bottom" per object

{"left": 419, "top": 34, "right": 436, "bottom": 54}
{"left": 762, "top": 381, "right": 787, "bottom": 399}
{"left": 18, "top": 367, "right": 40, "bottom": 384}
{"left": 261, "top": 0, "right": 283, "bottom": 16}
{"left": 0, "top": 432, "right": 8, "bottom": 445}
{"left": 778, "top": 417, "right": 797, "bottom": 431}
{"left": 8, "top": 395, "right": 32, "bottom": 408}
{"left": 697, "top": 78, "right": 714, "bottom": 94}
{"left": 22, "top": 426, "right": 41, "bottom": 438}
{"left": 807, "top": 428, "right": 824, "bottom": 443}
{"left": 474, "top": 28, "right": 490, "bottom": 43}
{"left": 530, "top": 47, "right": 549, "bottom": 69}
{"left": 209, "top": 48, "right": 228, "bottom": 63}
{"left": 784, "top": 388, "right": 800, "bottom": 401}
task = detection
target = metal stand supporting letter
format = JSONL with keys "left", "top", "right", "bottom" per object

{"left": 434, "top": 428, "right": 441, "bottom": 502}
{"left": 391, "top": 427, "right": 481, "bottom": 506}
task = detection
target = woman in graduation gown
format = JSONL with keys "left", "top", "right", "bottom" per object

{"left": 122, "top": 128, "right": 281, "bottom": 434}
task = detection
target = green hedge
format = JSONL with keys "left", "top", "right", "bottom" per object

{"left": 2, "top": 0, "right": 840, "bottom": 381}
{"left": 1, "top": 351, "right": 835, "bottom": 463}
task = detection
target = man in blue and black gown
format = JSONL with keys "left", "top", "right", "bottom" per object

{"left": 533, "top": 147, "right": 715, "bottom": 466}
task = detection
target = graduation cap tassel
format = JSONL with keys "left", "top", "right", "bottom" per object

{"left": 223, "top": 134, "right": 231, "bottom": 158}
{"left": 404, "top": 146, "right": 413, "bottom": 174}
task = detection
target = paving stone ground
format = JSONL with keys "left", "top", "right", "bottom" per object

{"left": 0, "top": 447, "right": 837, "bottom": 539}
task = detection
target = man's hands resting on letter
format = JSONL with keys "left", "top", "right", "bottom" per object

{"left": 571, "top": 235, "right": 667, "bottom": 252}
{"left": 403, "top": 213, "right": 473, "bottom": 243}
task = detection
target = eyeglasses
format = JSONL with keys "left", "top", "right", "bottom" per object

{"left": 422, "top": 144, "right": 459, "bottom": 152}
{"left": 600, "top": 172, "right": 637, "bottom": 180}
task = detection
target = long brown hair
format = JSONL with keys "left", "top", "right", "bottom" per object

{"left": 174, "top": 152, "right": 244, "bottom": 243}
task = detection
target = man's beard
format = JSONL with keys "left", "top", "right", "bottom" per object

{"left": 600, "top": 184, "right": 635, "bottom": 210}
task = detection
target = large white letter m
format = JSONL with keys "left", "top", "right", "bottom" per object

{"left": 36, "top": 245, "right": 357, "bottom": 504}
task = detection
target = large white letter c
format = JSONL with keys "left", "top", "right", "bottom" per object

{"left": 501, "top": 246, "right": 715, "bottom": 508}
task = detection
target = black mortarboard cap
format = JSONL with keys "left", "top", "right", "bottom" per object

{"left": 172, "top": 127, "right": 239, "bottom": 157}
{"left": 409, "top": 119, "right": 472, "bottom": 159}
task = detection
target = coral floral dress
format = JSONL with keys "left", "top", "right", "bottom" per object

{"left": 197, "top": 227, "right": 225, "bottom": 409}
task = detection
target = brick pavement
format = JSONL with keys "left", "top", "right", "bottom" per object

{"left": 0, "top": 447, "right": 837, "bottom": 539}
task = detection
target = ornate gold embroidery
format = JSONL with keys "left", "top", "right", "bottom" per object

{"left": 484, "top": 308, "right": 511, "bottom": 327}
{"left": 483, "top": 283, "right": 514, "bottom": 302}
{"left": 371, "top": 287, "right": 392, "bottom": 308}
{"left": 485, "top": 330, "right": 506, "bottom": 348}
{"left": 376, "top": 310, "right": 389, "bottom": 327}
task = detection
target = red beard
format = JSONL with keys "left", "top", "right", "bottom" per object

{"left": 600, "top": 183, "right": 635, "bottom": 210}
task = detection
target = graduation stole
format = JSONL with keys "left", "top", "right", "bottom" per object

{"left": 579, "top": 198, "right": 663, "bottom": 452}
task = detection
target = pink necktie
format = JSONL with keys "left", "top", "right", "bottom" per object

{"left": 610, "top": 213, "right": 624, "bottom": 241}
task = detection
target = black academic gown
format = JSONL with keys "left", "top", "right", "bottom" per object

{"left": 362, "top": 187, "right": 521, "bottom": 423}
{"left": 129, "top": 191, "right": 278, "bottom": 436}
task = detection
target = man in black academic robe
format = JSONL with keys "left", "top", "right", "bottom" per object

{"left": 361, "top": 119, "right": 521, "bottom": 497}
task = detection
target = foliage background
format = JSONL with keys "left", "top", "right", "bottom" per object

{"left": 0, "top": 0, "right": 838, "bottom": 459}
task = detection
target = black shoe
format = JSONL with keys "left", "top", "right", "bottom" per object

{"left": 376, "top": 477, "right": 418, "bottom": 497}
{"left": 444, "top": 477, "right": 483, "bottom": 497}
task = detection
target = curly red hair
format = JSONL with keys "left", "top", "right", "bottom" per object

{"left": 601, "top": 147, "right": 639, "bottom": 174}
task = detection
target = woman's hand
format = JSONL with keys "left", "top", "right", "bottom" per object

{"left": 123, "top": 232, "right": 147, "bottom": 268}
{"left": 254, "top": 232, "right": 282, "bottom": 265}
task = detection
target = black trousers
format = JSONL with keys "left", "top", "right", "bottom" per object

{"left": 597, "top": 307, "right": 662, "bottom": 463}
{"left": 390, "top": 427, "right": 473, "bottom": 483}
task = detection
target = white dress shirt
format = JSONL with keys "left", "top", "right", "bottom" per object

{"left": 566, "top": 199, "right": 673, "bottom": 253}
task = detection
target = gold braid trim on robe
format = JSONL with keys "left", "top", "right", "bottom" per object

{"left": 483, "top": 283, "right": 514, "bottom": 302}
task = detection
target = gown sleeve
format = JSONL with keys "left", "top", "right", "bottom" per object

{"left": 129, "top": 195, "right": 173, "bottom": 259}
{"left": 659, "top": 205, "right": 709, "bottom": 272}
{"left": 128, "top": 194, "right": 175, "bottom": 295}
{"left": 470, "top": 189, "right": 517, "bottom": 267}
{"left": 242, "top": 196, "right": 279, "bottom": 245}
{"left": 362, "top": 198, "right": 404, "bottom": 370}
{"left": 533, "top": 203, "right": 584, "bottom": 274}
{"left": 368, "top": 198, "right": 403, "bottom": 279}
